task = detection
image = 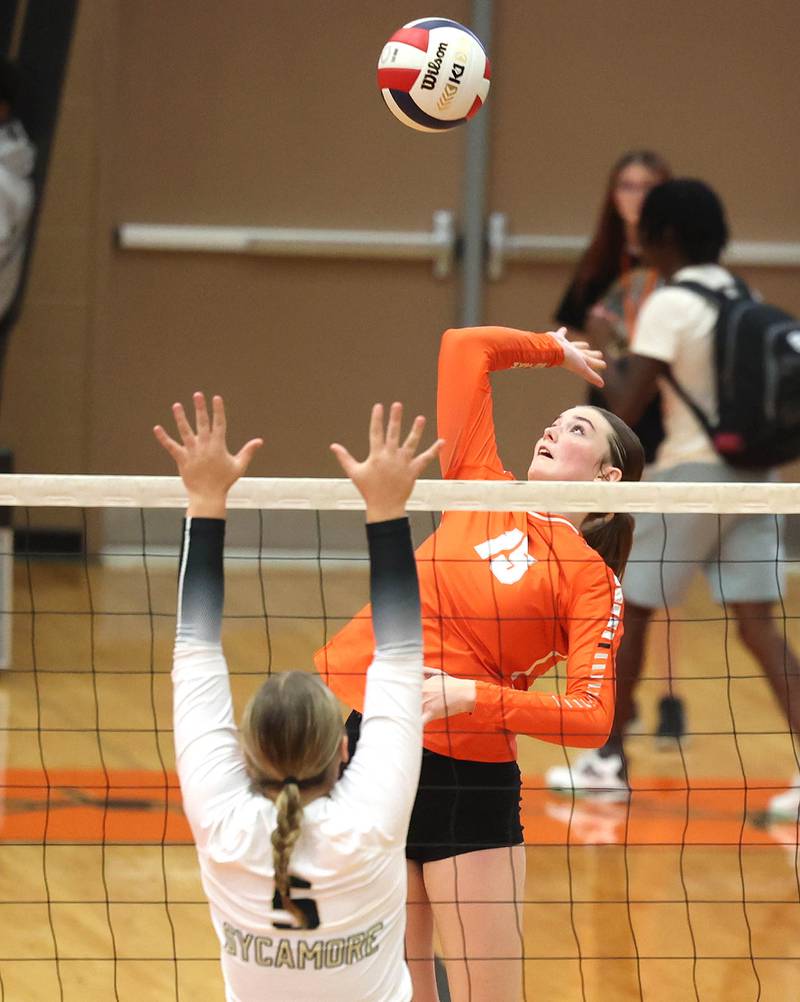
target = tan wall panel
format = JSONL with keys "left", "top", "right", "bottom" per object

{"left": 24, "top": 224, "right": 94, "bottom": 308}
{"left": 2, "top": 303, "right": 90, "bottom": 472}
{"left": 32, "top": 98, "right": 97, "bottom": 233}
{"left": 491, "top": 0, "right": 800, "bottom": 240}
{"left": 53, "top": 0, "right": 107, "bottom": 103}
{"left": 113, "top": 1, "right": 473, "bottom": 228}
{"left": 96, "top": 254, "right": 455, "bottom": 476}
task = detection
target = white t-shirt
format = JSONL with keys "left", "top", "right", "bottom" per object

{"left": 631, "top": 263, "right": 738, "bottom": 470}
{"left": 173, "top": 518, "right": 422, "bottom": 1002}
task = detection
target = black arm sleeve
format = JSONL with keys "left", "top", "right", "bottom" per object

{"left": 176, "top": 517, "right": 225, "bottom": 645}
{"left": 366, "top": 517, "right": 421, "bottom": 652}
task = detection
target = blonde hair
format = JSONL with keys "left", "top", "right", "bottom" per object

{"left": 241, "top": 671, "right": 343, "bottom": 928}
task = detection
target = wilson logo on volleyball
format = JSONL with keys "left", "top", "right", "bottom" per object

{"left": 419, "top": 41, "right": 448, "bottom": 90}
{"left": 474, "top": 528, "right": 535, "bottom": 585}
{"left": 436, "top": 50, "right": 469, "bottom": 109}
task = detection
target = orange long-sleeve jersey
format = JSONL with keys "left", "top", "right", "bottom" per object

{"left": 315, "top": 326, "right": 622, "bottom": 762}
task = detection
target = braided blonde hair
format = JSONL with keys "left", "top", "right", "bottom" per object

{"left": 270, "top": 783, "right": 306, "bottom": 927}
{"left": 241, "top": 671, "right": 343, "bottom": 928}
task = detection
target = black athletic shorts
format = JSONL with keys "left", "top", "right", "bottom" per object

{"left": 345, "top": 710, "right": 524, "bottom": 864}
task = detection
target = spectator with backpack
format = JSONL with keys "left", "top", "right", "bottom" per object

{"left": 546, "top": 178, "right": 800, "bottom": 820}
{"left": 553, "top": 149, "right": 686, "bottom": 746}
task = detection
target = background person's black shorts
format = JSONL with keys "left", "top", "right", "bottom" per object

{"left": 345, "top": 711, "right": 523, "bottom": 864}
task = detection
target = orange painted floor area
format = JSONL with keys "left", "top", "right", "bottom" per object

{"left": 1, "top": 769, "right": 796, "bottom": 848}
{"left": 0, "top": 769, "right": 189, "bottom": 843}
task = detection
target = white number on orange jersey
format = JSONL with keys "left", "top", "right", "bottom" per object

{"left": 474, "top": 529, "right": 535, "bottom": 584}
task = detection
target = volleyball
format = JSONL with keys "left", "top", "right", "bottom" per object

{"left": 377, "top": 17, "right": 491, "bottom": 132}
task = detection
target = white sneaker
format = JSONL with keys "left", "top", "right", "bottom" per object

{"left": 545, "top": 749, "right": 630, "bottom": 802}
{"left": 766, "top": 775, "right": 800, "bottom": 821}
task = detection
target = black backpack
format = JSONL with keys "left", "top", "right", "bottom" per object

{"left": 666, "top": 277, "right": 800, "bottom": 468}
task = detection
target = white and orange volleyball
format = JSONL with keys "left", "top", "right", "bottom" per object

{"left": 377, "top": 17, "right": 491, "bottom": 132}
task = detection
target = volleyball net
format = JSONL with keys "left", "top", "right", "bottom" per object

{"left": 0, "top": 475, "right": 798, "bottom": 1002}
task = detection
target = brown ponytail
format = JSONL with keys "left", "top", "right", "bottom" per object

{"left": 582, "top": 407, "right": 645, "bottom": 578}
{"left": 581, "top": 511, "right": 635, "bottom": 579}
{"left": 241, "top": 671, "right": 343, "bottom": 929}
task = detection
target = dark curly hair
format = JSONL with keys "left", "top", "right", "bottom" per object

{"left": 639, "top": 179, "right": 729, "bottom": 264}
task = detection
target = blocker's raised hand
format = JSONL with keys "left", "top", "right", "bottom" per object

{"left": 330, "top": 402, "right": 442, "bottom": 523}
{"left": 153, "top": 392, "right": 263, "bottom": 518}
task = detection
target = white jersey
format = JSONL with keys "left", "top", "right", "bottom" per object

{"left": 173, "top": 517, "right": 423, "bottom": 1002}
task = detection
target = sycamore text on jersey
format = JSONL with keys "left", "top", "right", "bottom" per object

{"left": 222, "top": 920, "right": 385, "bottom": 970}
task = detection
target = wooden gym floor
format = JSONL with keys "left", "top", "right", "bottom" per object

{"left": 1, "top": 550, "right": 798, "bottom": 1001}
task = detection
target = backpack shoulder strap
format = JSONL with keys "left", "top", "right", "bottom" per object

{"left": 668, "top": 275, "right": 752, "bottom": 305}
{"left": 662, "top": 369, "right": 716, "bottom": 439}
{"left": 658, "top": 276, "right": 746, "bottom": 440}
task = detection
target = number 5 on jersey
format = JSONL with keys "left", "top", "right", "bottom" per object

{"left": 272, "top": 876, "right": 320, "bottom": 930}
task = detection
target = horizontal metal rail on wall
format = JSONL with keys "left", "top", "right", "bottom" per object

{"left": 116, "top": 211, "right": 456, "bottom": 279}
{"left": 117, "top": 212, "right": 800, "bottom": 282}
{"left": 486, "top": 212, "right": 800, "bottom": 280}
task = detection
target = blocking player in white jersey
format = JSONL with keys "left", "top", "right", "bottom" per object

{"left": 153, "top": 393, "right": 441, "bottom": 1002}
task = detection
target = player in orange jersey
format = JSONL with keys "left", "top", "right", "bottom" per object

{"left": 315, "top": 326, "right": 644, "bottom": 1002}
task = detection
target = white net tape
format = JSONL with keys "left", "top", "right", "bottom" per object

{"left": 0, "top": 474, "right": 798, "bottom": 513}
